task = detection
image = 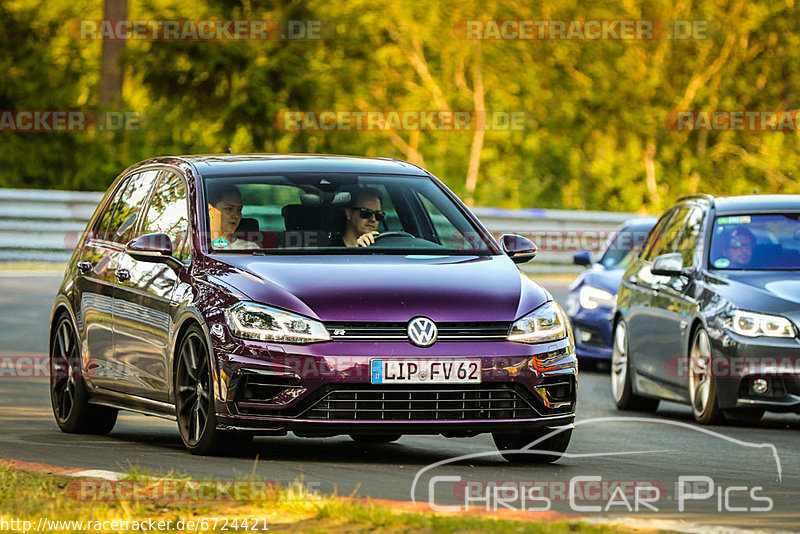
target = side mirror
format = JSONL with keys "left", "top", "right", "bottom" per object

{"left": 501, "top": 234, "right": 537, "bottom": 264}
{"left": 126, "top": 233, "right": 183, "bottom": 269}
{"left": 651, "top": 252, "right": 689, "bottom": 277}
{"left": 573, "top": 250, "right": 591, "bottom": 267}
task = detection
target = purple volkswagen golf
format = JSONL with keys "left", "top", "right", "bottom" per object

{"left": 49, "top": 155, "right": 577, "bottom": 461}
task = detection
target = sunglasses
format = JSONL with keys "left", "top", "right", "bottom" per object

{"left": 354, "top": 207, "right": 385, "bottom": 221}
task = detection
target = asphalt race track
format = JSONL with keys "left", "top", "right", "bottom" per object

{"left": 1, "top": 271, "right": 798, "bottom": 531}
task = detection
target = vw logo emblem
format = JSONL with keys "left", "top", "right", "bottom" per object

{"left": 408, "top": 316, "right": 438, "bottom": 347}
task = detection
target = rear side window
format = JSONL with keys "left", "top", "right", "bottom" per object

{"left": 142, "top": 172, "right": 191, "bottom": 262}
{"left": 104, "top": 170, "right": 161, "bottom": 244}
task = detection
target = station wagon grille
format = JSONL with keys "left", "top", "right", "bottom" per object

{"left": 302, "top": 384, "right": 539, "bottom": 421}
{"left": 325, "top": 322, "right": 511, "bottom": 342}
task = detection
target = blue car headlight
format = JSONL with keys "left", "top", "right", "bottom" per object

{"left": 226, "top": 302, "right": 330, "bottom": 343}
{"left": 508, "top": 301, "right": 570, "bottom": 344}
{"left": 578, "top": 285, "right": 616, "bottom": 310}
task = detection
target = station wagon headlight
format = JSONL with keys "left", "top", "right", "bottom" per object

{"left": 726, "top": 310, "right": 796, "bottom": 338}
{"left": 226, "top": 302, "right": 330, "bottom": 343}
{"left": 508, "top": 301, "right": 569, "bottom": 344}
{"left": 578, "top": 285, "right": 616, "bottom": 310}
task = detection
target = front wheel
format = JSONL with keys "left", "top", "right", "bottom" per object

{"left": 492, "top": 428, "right": 572, "bottom": 464}
{"left": 688, "top": 328, "right": 723, "bottom": 424}
{"left": 175, "top": 325, "right": 251, "bottom": 455}
{"left": 50, "top": 314, "right": 117, "bottom": 434}
{"left": 611, "top": 319, "right": 659, "bottom": 412}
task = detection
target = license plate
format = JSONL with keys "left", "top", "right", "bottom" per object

{"left": 370, "top": 359, "right": 481, "bottom": 384}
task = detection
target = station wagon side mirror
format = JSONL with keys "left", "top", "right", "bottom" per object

{"left": 573, "top": 250, "right": 591, "bottom": 267}
{"left": 501, "top": 234, "right": 537, "bottom": 264}
{"left": 651, "top": 252, "right": 690, "bottom": 277}
{"left": 126, "top": 233, "right": 183, "bottom": 269}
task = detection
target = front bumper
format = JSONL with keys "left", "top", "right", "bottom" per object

{"left": 711, "top": 331, "right": 800, "bottom": 412}
{"left": 569, "top": 308, "right": 614, "bottom": 361}
{"left": 210, "top": 332, "right": 578, "bottom": 435}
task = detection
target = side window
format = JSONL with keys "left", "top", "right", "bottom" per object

{"left": 105, "top": 170, "right": 161, "bottom": 245}
{"left": 674, "top": 207, "right": 706, "bottom": 267}
{"left": 95, "top": 178, "right": 130, "bottom": 240}
{"left": 142, "top": 172, "right": 191, "bottom": 262}
{"left": 644, "top": 207, "right": 691, "bottom": 261}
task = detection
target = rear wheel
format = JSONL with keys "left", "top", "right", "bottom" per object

{"left": 492, "top": 428, "right": 572, "bottom": 464}
{"left": 175, "top": 325, "right": 251, "bottom": 455}
{"left": 611, "top": 319, "right": 659, "bottom": 412}
{"left": 349, "top": 434, "right": 401, "bottom": 444}
{"left": 50, "top": 314, "right": 117, "bottom": 434}
{"left": 688, "top": 328, "right": 723, "bottom": 424}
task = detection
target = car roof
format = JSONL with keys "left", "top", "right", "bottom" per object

{"left": 713, "top": 195, "right": 800, "bottom": 214}
{"left": 168, "top": 154, "right": 431, "bottom": 177}
{"left": 621, "top": 217, "right": 658, "bottom": 229}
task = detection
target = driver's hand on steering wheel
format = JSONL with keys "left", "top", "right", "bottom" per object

{"left": 357, "top": 231, "right": 379, "bottom": 247}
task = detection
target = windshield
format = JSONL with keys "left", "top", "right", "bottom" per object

{"left": 202, "top": 173, "right": 497, "bottom": 255}
{"left": 598, "top": 223, "right": 654, "bottom": 270}
{"left": 709, "top": 214, "right": 800, "bottom": 270}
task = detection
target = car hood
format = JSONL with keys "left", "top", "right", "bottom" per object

{"left": 204, "top": 254, "right": 549, "bottom": 322}
{"left": 708, "top": 270, "right": 800, "bottom": 318}
{"left": 571, "top": 267, "right": 625, "bottom": 295}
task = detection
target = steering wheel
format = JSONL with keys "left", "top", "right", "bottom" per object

{"left": 373, "top": 231, "right": 415, "bottom": 241}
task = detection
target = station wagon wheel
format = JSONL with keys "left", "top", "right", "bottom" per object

{"left": 50, "top": 314, "right": 117, "bottom": 434}
{"left": 611, "top": 319, "right": 659, "bottom": 412}
{"left": 175, "top": 325, "right": 251, "bottom": 455}
{"left": 688, "top": 327, "right": 722, "bottom": 424}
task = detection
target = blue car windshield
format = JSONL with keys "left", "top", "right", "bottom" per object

{"left": 202, "top": 173, "right": 497, "bottom": 255}
{"left": 598, "top": 224, "right": 653, "bottom": 269}
{"left": 709, "top": 214, "right": 800, "bottom": 270}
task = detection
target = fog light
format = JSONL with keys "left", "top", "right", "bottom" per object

{"left": 579, "top": 329, "right": 592, "bottom": 343}
{"left": 751, "top": 378, "right": 769, "bottom": 395}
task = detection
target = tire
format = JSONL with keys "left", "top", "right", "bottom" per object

{"left": 723, "top": 408, "right": 765, "bottom": 424}
{"left": 492, "top": 428, "right": 572, "bottom": 464}
{"left": 349, "top": 434, "right": 401, "bottom": 444}
{"left": 610, "top": 319, "right": 660, "bottom": 412}
{"left": 50, "top": 314, "right": 118, "bottom": 434}
{"left": 175, "top": 325, "right": 252, "bottom": 455}
{"left": 688, "top": 327, "right": 723, "bottom": 424}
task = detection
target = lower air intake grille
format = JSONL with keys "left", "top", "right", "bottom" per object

{"left": 301, "top": 384, "right": 540, "bottom": 421}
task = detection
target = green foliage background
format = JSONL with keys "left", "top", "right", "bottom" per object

{"left": 1, "top": 0, "right": 799, "bottom": 212}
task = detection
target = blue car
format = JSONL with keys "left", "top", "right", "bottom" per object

{"left": 566, "top": 218, "right": 657, "bottom": 365}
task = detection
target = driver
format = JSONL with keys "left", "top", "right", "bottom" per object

{"left": 342, "top": 188, "right": 385, "bottom": 247}
{"left": 722, "top": 226, "right": 756, "bottom": 268}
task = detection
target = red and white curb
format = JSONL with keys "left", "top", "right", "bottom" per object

{"left": 1, "top": 457, "right": 790, "bottom": 533}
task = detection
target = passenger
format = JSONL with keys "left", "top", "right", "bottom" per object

{"left": 341, "top": 188, "right": 385, "bottom": 247}
{"left": 207, "top": 184, "right": 258, "bottom": 250}
{"left": 721, "top": 226, "right": 756, "bottom": 268}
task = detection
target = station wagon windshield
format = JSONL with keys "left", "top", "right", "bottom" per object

{"left": 709, "top": 213, "right": 800, "bottom": 270}
{"left": 202, "top": 174, "right": 496, "bottom": 255}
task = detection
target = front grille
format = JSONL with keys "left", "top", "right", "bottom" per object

{"left": 301, "top": 384, "right": 540, "bottom": 421}
{"left": 326, "top": 321, "right": 511, "bottom": 342}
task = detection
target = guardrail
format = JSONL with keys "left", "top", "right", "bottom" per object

{"left": 0, "top": 188, "right": 644, "bottom": 273}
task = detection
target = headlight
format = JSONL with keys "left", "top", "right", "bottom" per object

{"left": 726, "top": 310, "right": 796, "bottom": 338}
{"left": 578, "top": 285, "right": 615, "bottom": 310}
{"left": 226, "top": 302, "right": 330, "bottom": 343}
{"left": 508, "top": 301, "right": 568, "bottom": 344}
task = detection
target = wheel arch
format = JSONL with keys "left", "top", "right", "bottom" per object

{"left": 170, "top": 309, "right": 220, "bottom": 404}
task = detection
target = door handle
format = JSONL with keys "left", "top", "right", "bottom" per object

{"left": 115, "top": 269, "right": 131, "bottom": 282}
{"left": 77, "top": 261, "right": 92, "bottom": 273}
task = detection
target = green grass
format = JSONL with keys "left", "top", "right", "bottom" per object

{"left": 0, "top": 463, "right": 647, "bottom": 533}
